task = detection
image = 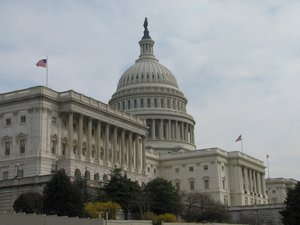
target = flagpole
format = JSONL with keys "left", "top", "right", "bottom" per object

{"left": 46, "top": 56, "right": 48, "bottom": 87}
{"left": 266, "top": 155, "right": 270, "bottom": 178}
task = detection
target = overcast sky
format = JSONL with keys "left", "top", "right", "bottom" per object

{"left": 0, "top": 0, "right": 299, "bottom": 180}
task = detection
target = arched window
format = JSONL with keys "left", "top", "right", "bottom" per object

{"left": 94, "top": 173, "right": 100, "bottom": 181}
{"left": 84, "top": 170, "right": 90, "bottom": 180}
{"left": 74, "top": 168, "right": 81, "bottom": 178}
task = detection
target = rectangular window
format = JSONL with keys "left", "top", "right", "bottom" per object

{"left": 20, "top": 139, "right": 25, "bottom": 153}
{"left": 141, "top": 99, "right": 144, "bottom": 108}
{"left": 161, "top": 98, "right": 164, "bottom": 108}
{"left": 20, "top": 116, "right": 26, "bottom": 123}
{"left": 5, "top": 118, "right": 11, "bottom": 126}
{"left": 3, "top": 171, "right": 8, "bottom": 180}
{"left": 189, "top": 167, "right": 194, "bottom": 172}
{"left": 176, "top": 182, "right": 180, "bottom": 191}
{"left": 17, "top": 168, "right": 24, "bottom": 178}
{"left": 52, "top": 117, "right": 57, "bottom": 125}
{"left": 175, "top": 168, "right": 180, "bottom": 173}
{"left": 204, "top": 165, "right": 208, "bottom": 170}
{"left": 154, "top": 98, "right": 158, "bottom": 107}
{"left": 147, "top": 98, "right": 151, "bottom": 107}
{"left": 5, "top": 142, "right": 10, "bottom": 156}
{"left": 204, "top": 180, "right": 209, "bottom": 189}
{"left": 190, "top": 180, "right": 195, "bottom": 191}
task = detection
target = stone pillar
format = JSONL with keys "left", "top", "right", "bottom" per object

{"left": 104, "top": 124, "right": 110, "bottom": 164}
{"left": 78, "top": 114, "right": 83, "bottom": 157}
{"left": 151, "top": 119, "right": 155, "bottom": 139}
{"left": 113, "top": 126, "right": 117, "bottom": 164}
{"left": 184, "top": 123, "right": 187, "bottom": 141}
{"left": 261, "top": 173, "right": 267, "bottom": 197}
{"left": 142, "top": 136, "right": 146, "bottom": 173}
{"left": 253, "top": 171, "right": 257, "bottom": 194}
{"left": 160, "top": 119, "right": 163, "bottom": 139}
{"left": 87, "top": 118, "right": 92, "bottom": 159}
{"left": 180, "top": 122, "right": 184, "bottom": 141}
{"left": 243, "top": 167, "right": 249, "bottom": 193}
{"left": 191, "top": 126, "right": 195, "bottom": 144}
{"left": 257, "top": 172, "right": 262, "bottom": 195}
{"left": 249, "top": 169, "right": 253, "bottom": 193}
{"left": 121, "top": 129, "right": 125, "bottom": 168}
{"left": 135, "top": 135, "right": 140, "bottom": 171}
{"left": 128, "top": 132, "right": 133, "bottom": 170}
{"left": 96, "top": 121, "right": 101, "bottom": 161}
{"left": 175, "top": 121, "right": 179, "bottom": 140}
{"left": 168, "top": 120, "right": 172, "bottom": 140}
{"left": 67, "top": 112, "right": 73, "bottom": 157}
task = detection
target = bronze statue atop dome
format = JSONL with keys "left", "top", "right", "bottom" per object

{"left": 142, "top": 17, "right": 151, "bottom": 39}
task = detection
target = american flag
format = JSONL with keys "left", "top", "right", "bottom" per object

{"left": 36, "top": 59, "right": 47, "bottom": 68}
{"left": 235, "top": 135, "right": 242, "bottom": 142}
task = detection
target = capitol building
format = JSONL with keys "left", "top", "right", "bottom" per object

{"left": 0, "top": 20, "right": 268, "bottom": 211}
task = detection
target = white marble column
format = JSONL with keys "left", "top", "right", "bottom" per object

{"left": 121, "top": 129, "right": 125, "bottom": 168}
{"left": 243, "top": 167, "right": 249, "bottom": 193}
{"left": 175, "top": 121, "right": 179, "bottom": 140}
{"left": 257, "top": 172, "right": 262, "bottom": 195}
{"left": 180, "top": 122, "right": 184, "bottom": 140}
{"left": 67, "top": 112, "right": 73, "bottom": 157}
{"left": 87, "top": 118, "right": 92, "bottom": 159}
{"left": 168, "top": 120, "right": 171, "bottom": 140}
{"left": 151, "top": 119, "right": 155, "bottom": 139}
{"left": 135, "top": 135, "right": 140, "bottom": 171}
{"left": 160, "top": 119, "right": 163, "bottom": 139}
{"left": 261, "top": 173, "right": 267, "bottom": 197}
{"left": 142, "top": 136, "right": 146, "bottom": 173}
{"left": 249, "top": 169, "right": 253, "bottom": 193}
{"left": 113, "top": 126, "right": 117, "bottom": 164}
{"left": 104, "top": 124, "right": 109, "bottom": 164}
{"left": 96, "top": 121, "right": 101, "bottom": 161}
{"left": 253, "top": 171, "right": 258, "bottom": 194}
{"left": 128, "top": 132, "right": 133, "bottom": 170}
{"left": 78, "top": 114, "right": 83, "bottom": 157}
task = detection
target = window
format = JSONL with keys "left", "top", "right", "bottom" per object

{"left": 122, "top": 101, "right": 125, "bottom": 110}
{"left": 84, "top": 170, "right": 90, "bottom": 179}
{"left": 62, "top": 143, "right": 66, "bottom": 155}
{"left": 222, "top": 177, "right": 226, "bottom": 190}
{"left": 5, "top": 142, "right": 10, "bottom": 156}
{"left": 272, "top": 189, "right": 276, "bottom": 193}
{"left": 20, "top": 139, "right": 25, "bottom": 153}
{"left": 20, "top": 116, "right": 26, "bottom": 123}
{"left": 161, "top": 98, "right": 164, "bottom": 108}
{"left": 176, "top": 182, "right": 181, "bottom": 191}
{"left": 3, "top": 171, "right": 8, "bottom": 180}
{"left": 147, "top": 98, "right": 151, "bottom": 107}
{"left": 222, "top": 165, "right": 224, "bottom": 171}
{"left": 190, "top": 180, "right": 195, "bottom": 191}
{"left": 175, "top": 168, "right": 180, "bottom": 173}
{"left": 189, "top": 167, "right": 194, "bottom": 172}
{"left": 82, "top": 143, "right": 86, "bottom": 156}
{"left": 204, "top": 165, "right": 208, "bottom": 170}
{"left": 52, "top": 117, "right": 57, "bottom": 124}
{"left": 167, "top": 99, "right": 170, "bottom": 108}
{"left": 51, "top": 164, "right": 57, "bottom": 173}
{"left": 91, "top": 145, "right": 95, "bottom": 158}
{"left": 17, "top": 168, "right": 24, "bottom": 178}
{"left": 141, "top": 98, "right": 144, "bottom": 108}
{"left": 204, "top": 179, "right": 209, "bottom": 189}
{"left": 5, "top": 118, "right": 11, "bottom": 126}
{"left": 147, "top": 167, "right": 150, "bottom": 172}
{"left": 154, "top": 168, "right": 157, "bottom": 174}
{"left": 94, "top": 173, "right": 100, "bottom": 181}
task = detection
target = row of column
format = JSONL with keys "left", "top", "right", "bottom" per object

{"left": 241, "top": 166, "right": 266, "bottom": 197}
{"left": 147, "top": 119, "right": 194, "bottom": 144}
{"left": 67, "top": 112, "right": 146, "bottom": 172}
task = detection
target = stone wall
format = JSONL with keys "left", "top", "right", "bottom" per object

{"left": 0, "top": 213, "right": 152, "bottom": 225}
{"left": 229, "top": 204, "right": 285, "bottom": 225}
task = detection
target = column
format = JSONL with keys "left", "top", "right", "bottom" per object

{"left": 87, "top": 118, "right": 92, "bottom": 159}
{"left": 191, "top": 126, "right": 195, "bottom": 144}
{"left": 180, "top": 122, "right": 184, "bottom": 140}
{"left": 128, "top": 132, "right": 132, "bottom": 170}
{"left": 249, "top": 170, "right": 253, "bottom": 193}
{"left": 168, "top": 120, "right": 172, "bottom": 140}
{"left": 160, "top": 119, "right": 163, "bottom": 139}
{"left": 113, "top": 126, "right": 117, "bottom": 164}
{"left": 121, "top": 129, "right": 125, "bottom": 168}
{"left": 78, "top": 114, "right": 83, "bottom": 157}
{"left": 261, "top": 173, "right": 267, "bottom": 197}
{"left": 96, "top": 121, "right": 101, "bottom": 160}
{"left": 243, "top": 167, "right": 249, "bottom": 193}
{"left": 257, "top": 172, "right": 262, "bottom": 195}
{"left": 151, "top": 119, "right": 155, "bottom": 139}
{"left": 135, "top": 135, "right": 140, "bottom": 171}
{"left": 142, "top": 136, "right": 146, "bottom": 173}
{"left": 67, "top": 112, "right": 73, "bottom": 157}
{"left": 175, "top": 121, "right": 179, "bottom": 140}
{"left": 253, "top": 171, "right": 257, "bottom": 194}
{"left": 104, "top": 124, "right": 109, "bottom": 164}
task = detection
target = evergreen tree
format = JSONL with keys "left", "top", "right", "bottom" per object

{"left": 144, "top": 177, "right": 180, "bottom": 215}
{"left": 104, "top": 167, "right": 142, "bottom": 219}
{"left": 13, "top": 192, "right": 43, "bottom": 214}
{"left": 42, "top": 169, "right": 83, "bottom": 216}
{"left": 281, "top": 182, "right": 300, "bottom": 225}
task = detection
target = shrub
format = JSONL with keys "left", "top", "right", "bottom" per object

{"left": 84, "top": 201, "right": 121, "bottom": 219}
{"left": 158, "top": 213, "right": 177, "bottom": 223}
